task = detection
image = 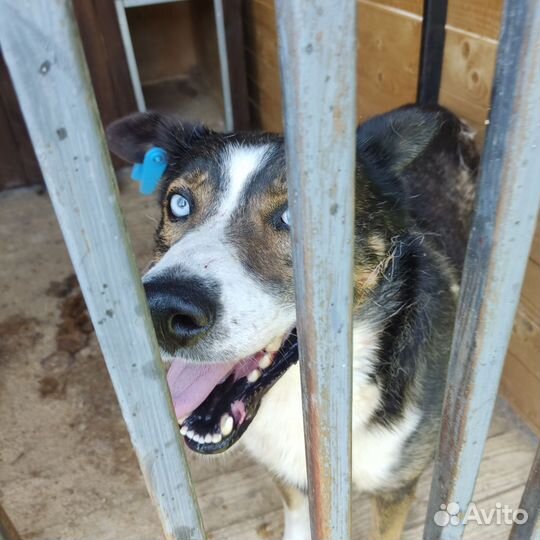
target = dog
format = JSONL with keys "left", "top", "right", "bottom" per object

{"left": 106, "top": 104, "right": 478, "bottom": 540}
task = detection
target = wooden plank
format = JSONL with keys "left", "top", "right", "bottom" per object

{"left": 438, "top": 26, "right": 497, "bottom": 129}
{"left": 356, "top": 0, "right": 421, "bottom": 118}
{"left": 196, "top": 427, "right": 533, "bottom": 540}
{"left": 507, "top": 308, "right": 540, "bottom": 379}
{"left": 275, "top": 1, "right": 356, "bottom": 539}
{"left": 500, "top": 353, "right": 540, "bottom": 435}
{"left": 191, "top": 0, "right": 224, "bottom": 105}
{"left": 246, "top": 0, "right": 421, "bottom": 128}
{"left": 423, "top": 0, "right": 540, "bottom": 538}
{"left": 92, "top": 0, "right": 139, "bottom": 119}
{"left": 446, "top": 0, "right": 504, "bottom": 40}
{"left": 0, "top": 53, "right": 43, "bottom": 188}
{"left": 0, "top": 2, "right": 206, "bottom": 539}
{"left": 518, "top": 258, "right": 540, "bottom": 323}
{"left": 126, "top": 1, "right": 197, "bottom": 85}
{"left": 366, "top": 0, "right": 422, "bottom": 15}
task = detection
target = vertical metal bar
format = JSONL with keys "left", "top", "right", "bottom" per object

{"left": 0, "top": 2, "right": 206, "bottom": 539}
{"left": 275, "top": 2, "right": 356, "bottom": 540}
{"left": 417, "top": 0, "right": 448, "bottom": 105}
{"left": 423, "top": 0, "right": 540, "bottom": 539}
{"left": 213, "top": 0, "right": 234, "bottom": 131}
{"left": 115, "top": 0, "right": 147, "bottom": 111}
{"left": 509, "top": 444, "right": 540, "bottom": 540}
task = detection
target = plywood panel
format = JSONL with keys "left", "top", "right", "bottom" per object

{"left": 447, "top": 0, "right": 504, "bottom": 40}
{"left": 356, "top": 0, "right": 421, "bottom": 119}
{"left": 0, "top": 53, "right": 42, "bottom": 188}
{"left": 127, "top": 2, "right": 197, "bottom": 85}
{"left": 500, "top": 353, "right": 540, "bottom": 435}
{"left": 366, "top": 0, "right": 422, "bottom": 15}
{"left": 245, "top": 0, "right": 421, "bottom": 127}
{"left": 439, "top": 26, "right": 497, "bottom": 140}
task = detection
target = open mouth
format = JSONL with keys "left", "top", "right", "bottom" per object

{"left": 167, "top": 330, "right": 298, "bottom": 454}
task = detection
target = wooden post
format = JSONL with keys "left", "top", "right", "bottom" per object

{"left": 275, "top": 1, "right": 357, "bottom": 539}
{"left": 0, "top": 2, "right": 206, "bottom": 539}
{"left": 423, "top": 0, "right": 540, "bottom": 539}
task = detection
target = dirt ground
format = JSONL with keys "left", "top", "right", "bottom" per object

{"left": 0, "top": 178, "right": 537, "bottom": 540}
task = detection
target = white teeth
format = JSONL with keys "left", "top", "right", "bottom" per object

{"left": 212, "top": 433, "right": 222, "bottom": 444}
{"left": 177, "top": 415, "right": 188, "bottom": 424}
{"left": 247, "top": 369, "right": 261, "bottom": 383}
{"left": 220, "top": 414, "right": 234, "bottom": 436}
{"left": 259, "top": 353, "right": 273, "bottom": 369}
{"left": 184, "top": 429, "right": 214, "bottom": 444}
{"left": 266, "top": 336, "right": 282, "bottom": 352}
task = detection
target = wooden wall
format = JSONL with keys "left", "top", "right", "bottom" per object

{"left": 242, "top": 0, "right": 540, "bottom": 434}
{"left": 243, "top": 0, "right": 501, "bottom": 139}
{"left": 127, "top": 2, "right": 198, "bottom": 85}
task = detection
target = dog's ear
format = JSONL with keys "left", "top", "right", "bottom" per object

{"left": 106, "top": 111, "right": 207, "bottom": 163}
{"left": 356, "top": 105, "right": 442, "bottom": 176}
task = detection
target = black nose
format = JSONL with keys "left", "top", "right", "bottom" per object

{"left": 144, "top": 273, "right": 219, "bottom": 351}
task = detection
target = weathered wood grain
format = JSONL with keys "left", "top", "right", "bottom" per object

{"left": 0, "top": 2, "right": 206, "bottom": 539}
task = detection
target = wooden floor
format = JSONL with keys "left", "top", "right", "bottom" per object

{"left": 0, "top": 184, "right": 537, "bottom": 540}
{"left": 188, "top": 405, "right": 536, "bottom": 540}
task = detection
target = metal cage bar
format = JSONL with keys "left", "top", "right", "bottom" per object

{"left": 0, "top": 2, "right": 207, "bottom": 539}
{"left": 114, "top": 0, "right": 147, "bottom": 111}
{"left": 509, "top": 444, "right": 540, "bottom": 540}
{"left": 275, "top": 1, "right": 357, "bottom": 539}
{"left": 423, "top": 0, "right": 540, "bottom": 538}
{"left": 114, "top": 0, "right": 234, "bottom": 130}
{"left": 417, "top": 0, "right": 448, "bottom": 105}
{"left": 213, "top": 0, "right": 234, "bottom": 130}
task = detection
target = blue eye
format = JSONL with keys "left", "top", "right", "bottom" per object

{"left": 281, "top": 208, "right": 290, "bottom": 227}
{"left": 170, "top": 194, "right": 191, "bottom": 218}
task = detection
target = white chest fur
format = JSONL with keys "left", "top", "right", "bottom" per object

{"left": 240, "top": 322, "right": 421, "bottom": 494}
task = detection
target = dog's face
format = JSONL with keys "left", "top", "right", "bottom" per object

{"left": 106, "top": 106, "right": 442, "bottom": 454}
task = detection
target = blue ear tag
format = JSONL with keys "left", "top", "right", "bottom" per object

{"left": 131, "top": 147, "right": 168, "bottom": 195}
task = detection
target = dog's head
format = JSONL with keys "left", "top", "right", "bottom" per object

{"left": 107, "top": 106, "right": 442, "bottom": 454}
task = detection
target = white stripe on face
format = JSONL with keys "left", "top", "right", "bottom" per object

{"left": 148, "top": 143, "right": 271, "bottom": 277}
{"left": 144, "top": 143, "right": 295, "bottom": 363}
{"left": 218, "top": 144, "right": 269, "bottom": 217}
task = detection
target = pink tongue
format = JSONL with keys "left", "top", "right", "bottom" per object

{"left": 167, "top": 359, "right": 236, "bottom": 419}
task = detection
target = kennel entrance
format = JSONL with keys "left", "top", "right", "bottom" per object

{"left": 0, "top": 0, "right": 539, "bottom": 539}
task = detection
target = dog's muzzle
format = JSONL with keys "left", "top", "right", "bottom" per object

{"left": 144, "top": 272, "right": 219, "bottom": 351}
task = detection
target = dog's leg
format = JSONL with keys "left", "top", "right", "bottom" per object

{"left": 369, "top": 482, "right": 417, "bottom": 540}
{"left": 275, "top": 479, "right": 311, "bottom": 540}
